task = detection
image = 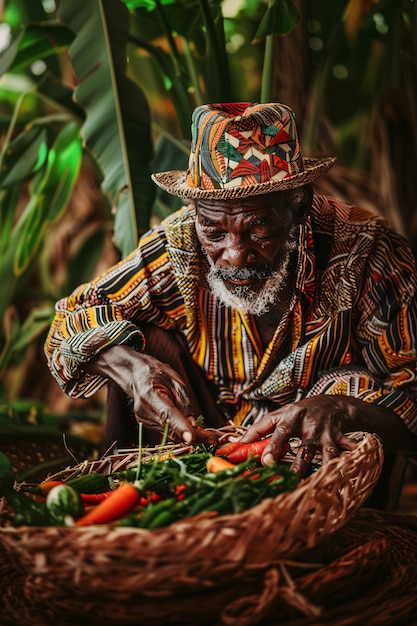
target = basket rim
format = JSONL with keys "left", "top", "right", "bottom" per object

{"left": 0, "top": 430, "right": 384, "bottom": 537}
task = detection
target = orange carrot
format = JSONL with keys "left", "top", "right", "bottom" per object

{"left": 75, "top": 482, "right": 140, "bottom": 526}
{"left": 206, "top": 456, "right": 236, "bottom": 473}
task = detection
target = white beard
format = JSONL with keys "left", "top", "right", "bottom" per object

{"left": 205, "top": 225, "right": 300, "bottom": 316}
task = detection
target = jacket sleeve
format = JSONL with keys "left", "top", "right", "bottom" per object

{"left": 44, "top": 227, "right": 182, "bottom": 398}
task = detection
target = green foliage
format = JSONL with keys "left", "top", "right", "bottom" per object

{"left": 0, "top": 0, "right": 155, "bottom": 397}
{"left": 0, "top": 126, "right": 48, "bottom": 187}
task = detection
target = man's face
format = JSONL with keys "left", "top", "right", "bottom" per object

{"left": 195, "top": 189, "right": 308, "bottom": 315}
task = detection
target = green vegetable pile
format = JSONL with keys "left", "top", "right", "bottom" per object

{"left": 0, "top": 447, "right": 301, "bottom": 530}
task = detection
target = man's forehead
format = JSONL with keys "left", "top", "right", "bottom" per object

{"left": 196, "top": 190, "right": 296, "bottom": 213}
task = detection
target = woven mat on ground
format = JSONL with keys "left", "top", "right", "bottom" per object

{"left": 1, "top": 509, "right": 417, "bottom": 626}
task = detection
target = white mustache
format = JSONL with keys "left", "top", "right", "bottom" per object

{"left": 211, "top": 266, "right": 273, "bottom": 282}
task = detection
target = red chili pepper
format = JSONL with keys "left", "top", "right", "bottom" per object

{"left": 267, "top": 474, "right": 283, "bottom": 483}
{"left": 175, "top": 484, "right": 187, "bottom": 501}
{"left": 215, "top": 441, "right": 242, "bottom": 457}
{"left": 80, "top": 491, "right": 114, "bottom": 504}
{"left": 242, "top": 469, "right": 261, "bottom": 480}
{"left": 225, "top": 439, "right": 289, "bottom": 464}
{"left": 139, "top": 492, "right": 161, "bottom": 507}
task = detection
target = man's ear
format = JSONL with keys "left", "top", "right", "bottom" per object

{"left": 295, "top": 184, "right": 313, "bottom": 224}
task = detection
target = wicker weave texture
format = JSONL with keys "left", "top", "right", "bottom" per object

{"left": 1, "top": 510, "right": 417, "bottom": 626}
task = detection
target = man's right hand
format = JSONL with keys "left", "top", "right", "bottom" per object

{"left": 82, "top": 345, "right": 217, "bottom": 446}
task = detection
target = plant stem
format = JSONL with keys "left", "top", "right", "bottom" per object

{"left": 302, "top": 0, "right": 349, "bottom": 154}
{"left": 154, "top": 0, "right": 181, "bottom": 77}
{"left": 135, "top": 422, "right": 143, "bottom": 482}
{"left": 0, "top": 92, "right": 27, "bottom": 165}
{"left": 261, "top": 31, "right": 274, "bottom": 103}
{"left": 182, "top": 39, "right": 204, "bottom": 106}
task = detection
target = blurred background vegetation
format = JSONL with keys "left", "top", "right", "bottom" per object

{"left": 0, "top": 0, "right": 416, "bottom": 475}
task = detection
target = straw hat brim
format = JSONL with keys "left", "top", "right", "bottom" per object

{"left": 152, "top": 156, "right": 336, "bottom": 200}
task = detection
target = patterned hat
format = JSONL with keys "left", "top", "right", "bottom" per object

{"left": 152, "top": 102, "right": 336, "bottom": 199}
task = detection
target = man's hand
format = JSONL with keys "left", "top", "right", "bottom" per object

{"left": 83, "top": 345, "right": 217, "bottom": 446}
{"left": 240, "top": 393, "right": 417, "bottom": 471}
{"left": 239, "top": 395, "right": 364, "bottom": 469}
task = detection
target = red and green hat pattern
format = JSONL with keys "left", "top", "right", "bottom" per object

{"left": 186, "top": 102, "right": 304, "bottom": 191}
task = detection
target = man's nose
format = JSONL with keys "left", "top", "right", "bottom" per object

{"left": 222, "top": 239, "right": 254, "bottom": 267}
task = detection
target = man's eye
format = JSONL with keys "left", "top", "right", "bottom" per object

{"left": 202, "top": 228, "right": 226, "bottom": 241}
{"left": 250, "top": 229, "right": 271, "bottom": 242}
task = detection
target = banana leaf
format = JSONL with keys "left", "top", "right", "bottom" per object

{"left": 0, "top": 125, "right": 48, "bottom": 187}
{"left": 14, "top": 121, "right": 83, "bottom": 275}
{"left": 253, "top": 0, "right": 300, "bottom": 42}
{"left": 0, "top": 22, "right": 73, "bottom": 75}
{"left": 0, "top": 121, "right": 82, "bottom": 324}
{"left": 58, "top": 0, "right": 155, "bottom": 257}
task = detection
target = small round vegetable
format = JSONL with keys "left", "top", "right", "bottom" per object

{"left": 206, "top": 456, "right": 235, "bottom": 473}
{"left": 46, "top": 484, "right": 84, "bottom": 523}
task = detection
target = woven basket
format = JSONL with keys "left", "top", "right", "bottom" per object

{"left": 0, "top": 429, "right": 384, "bottom": 626}
{"left": 2, "top": 509, "right": 417, "bottom": 626}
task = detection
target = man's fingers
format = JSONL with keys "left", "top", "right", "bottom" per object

{"left": 261, "top": 430, "right": 290, "bottom": 465}
{"left": 240, "top": 426, "right": 289, "bottom": 465}
{"left": 137, "top": 386, "right": 196, "bottom": 444}
{"left": 240, "top": 411, "right": 296, "bottom": 464}
{"left": 160, "top": 408, "right": 194, "bottom": 443}
{"left": 321, "top": 442, "right": 340, "bottom": 465}
{"left": 240, "top": 413, "right": 285, "bottom": 444}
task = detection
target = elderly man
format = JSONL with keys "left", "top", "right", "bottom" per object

{"left": 45, "top": 102, "right": 417, "bottom": 477}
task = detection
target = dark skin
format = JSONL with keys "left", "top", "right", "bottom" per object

{"left": 83, "top": 188, "right": 417, "bottom": 461}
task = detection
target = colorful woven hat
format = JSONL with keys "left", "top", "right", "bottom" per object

{"left": 152, "top": 102, "right": 336, "bottom": 199}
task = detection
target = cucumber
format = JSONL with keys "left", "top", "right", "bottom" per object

{"left": 66, "top": 473, "right": 111, "bottom": 494}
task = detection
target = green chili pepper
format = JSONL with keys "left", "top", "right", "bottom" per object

{"left": 115, "top": 513, "right": 142, "bottom": 527}
{"left": 139, "top": 497, "right": 177, "bottom": 528}
{"left": 185, "top": 489, "right": 221, "bottom": 517}
{"left": 146, "top": 509, "right": 178, "bottom": 529}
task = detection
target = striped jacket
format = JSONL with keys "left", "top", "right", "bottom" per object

{"left": 44, "top": 195, "right": 417, "bottom": 433}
